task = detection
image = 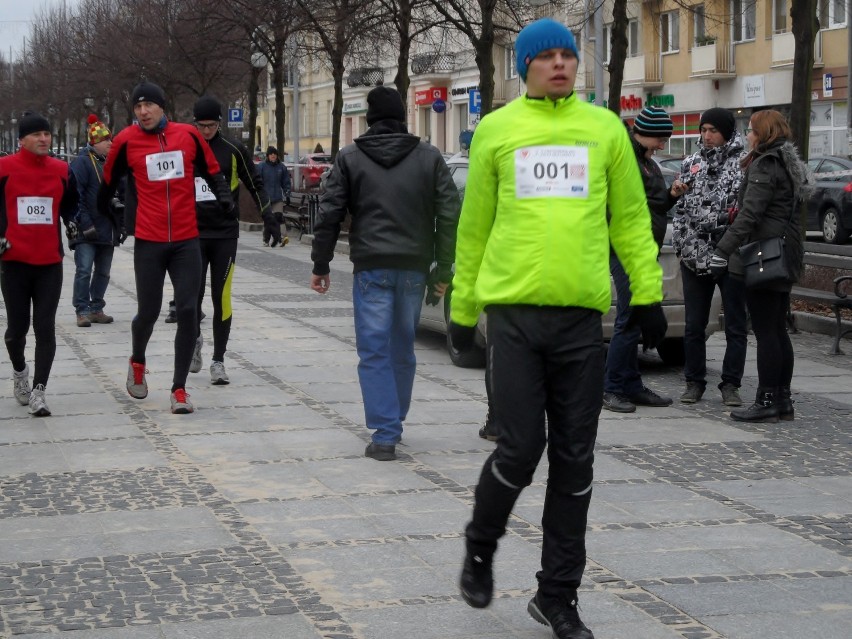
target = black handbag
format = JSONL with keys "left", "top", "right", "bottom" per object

{"left": 738, "top": 236, "right": 788, "bottom": 288}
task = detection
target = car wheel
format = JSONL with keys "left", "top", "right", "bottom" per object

{"left": 442, "top": 289, "right": 486, "bottom": 368}
{"left": 821, "top": 207, "right": 850, "bottom": 244}
{"left": 656, "top": 338, "right": 685, "bottom": 366}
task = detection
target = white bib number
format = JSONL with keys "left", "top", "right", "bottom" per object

{"left": 17, "top": 197, "right": 54, "bottom": 225}
{"left": 515, "top": 146, "right": 589, "bottom": 199}
{"left": 146, "top": 151, "right": 185, "bottom": 181}
{"left": 194, "top": 177, "right": 217, "bottom": 202}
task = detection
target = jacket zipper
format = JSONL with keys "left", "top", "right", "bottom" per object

{"left": 158, "top": 132, "right": 172, "bottom": 242}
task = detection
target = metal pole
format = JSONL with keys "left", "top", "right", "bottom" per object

{"left": 292, "top": 59, "right": 301, "bottom": 189}
{"left": 593, "top": 0, "right": 605, "bottom": 106}
{"left": 847, "top": 0, "right": 851, "bottom": 155}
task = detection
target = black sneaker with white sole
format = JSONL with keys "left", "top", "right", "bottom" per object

{"left": 528, "top": 592, "right": 594, "bottom": 639}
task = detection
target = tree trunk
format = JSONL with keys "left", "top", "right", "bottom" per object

{"left": 607, "top": 0, "right": 629, "bottom": 117}
{"left": 330, "top": 57, "right": 345, "bottom": 157}
{"left": 393, "top": 1, "right": 412, "bottom": 111}
{"left": 474, "top": 34, "right": 495, "bottom": 115}
{"left": 273, "top": 40, "right": 286, "bottom": 150}
{"left": 789, "top": 0, "right": 818, "bottom": 159}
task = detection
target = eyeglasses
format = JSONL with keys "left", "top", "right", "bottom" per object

{"left": 744, "top": 127, "right": 753, "bottom": 135}
{"left": 195, "top": 122, "right": 219, "bottom": 130}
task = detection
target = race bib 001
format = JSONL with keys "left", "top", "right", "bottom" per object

{"left": 194, "top": 177, "right": 217, "bottom": 202}
{"left": 515, "top": 146, "right": 589, "bottom": 198}
{"left": 17, "top": 196, "right": 54, "bottom": 225}
{"left": 146, "top": 151, "right": 185, "bottom": 181}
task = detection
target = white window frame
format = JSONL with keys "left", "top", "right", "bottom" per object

{"left": 602, "top": 24, "right": 611, "bottom": 65}
{"left": 506, "top": 46, "right": 517, "bottom": 79}
{"left": 818, "top": 0, "right": 847, "bottom": 29}
{"left": 660, "top": 11, "right": 680, "bottom": 53}
{"left": 731, "top": 0, "right": 757, "bottom": 42}
{"left": 628, "top": 19, "right": 640, "bottom": 57}
{"left": 772, "top": 0, "right": 788, "bottom": 33}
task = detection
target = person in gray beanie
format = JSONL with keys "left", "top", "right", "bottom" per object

{"left": 672, "top": 107, "right": 748, "bottom": 407}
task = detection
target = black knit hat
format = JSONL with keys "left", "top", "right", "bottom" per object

{"left": 633, "top": 106, "right": 673, "bottom": 138}
{"left": 699, "top": 107, "right": 736, "bottom": 141}
{"left": 131, "top": 81, "right": 166, "bottom": 108}
{"left": 193, "top": 95, "right": 222, "bottom": 121}
{"left": 266, "top": 146, "right": 278, "bottom": 156}
{"left": 366, "top": 86, "right": 405, "bottom": 126}
{"left": 18, "top": 112, "right": 51, "bottom": 139}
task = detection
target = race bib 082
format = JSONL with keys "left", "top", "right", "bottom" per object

{"left": 146, "top": 151, "right": 185, "bottom": 181}
{"left": 17, "top": 197, "right": 54, "bottom": 225}
{"left": 515, "top": 146, "right": 589, "bottom": 199}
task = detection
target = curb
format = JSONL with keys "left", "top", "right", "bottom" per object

{"left": 791, "top": 310, "right": 852, "bottom": 343}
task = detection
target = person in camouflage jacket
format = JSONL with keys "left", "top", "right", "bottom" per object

{"left": 672, "top": 108, "right": 748, "bottom": 407}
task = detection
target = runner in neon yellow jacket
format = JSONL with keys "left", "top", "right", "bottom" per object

{"left": 451, "top": 93, "right": 663, "bottom": 327}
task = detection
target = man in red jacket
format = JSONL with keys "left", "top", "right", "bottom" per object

{"left": 0, "top": 112, "right": 79, "bottom": 417}
{"left": 98, "top": 82, "right": 233, "bottom": 414}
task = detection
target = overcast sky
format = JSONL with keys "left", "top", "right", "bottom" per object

{"left": 0, "top": 0, "right": 77, "bottom": 61}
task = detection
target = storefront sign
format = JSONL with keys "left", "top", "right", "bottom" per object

{"left": 743, "top": 75, "right": 765, "bottom": 107}
{"left": 414, "top": 87, "right": 448, "bottom": 106}
{"left": 646, "top": 94, "right": 675, "bottom": 108}
{"left": 343, "top": 99, "right": 366, "bottom": 115}
{"left": 451, "top": 84, "right": 479, "bottom": 97}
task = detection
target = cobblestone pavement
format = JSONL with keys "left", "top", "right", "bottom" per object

{"left": 1, "top": 235, "right": 850, "bottom": 639}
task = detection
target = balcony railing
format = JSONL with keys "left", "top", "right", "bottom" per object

{"left": 410, "top": 53, "right": 456, "bottom": 75}
{"left": 690, "top": 42, "right": 735, "bottom": 78}
{"left": 622, "top": 55, "right": 663, "bottom": 87}
{"left": 346, "top": 67, "right": 384, "bottom": 88}
{"left": 771, "top": 30, "right": 824, "bottom": 68}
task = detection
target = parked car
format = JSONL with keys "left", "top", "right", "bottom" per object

{"left": 296, "top": 153, "right": 332, "bottom": 190}
{"left": 653, "top": 154, "right": 684, "bottom": 173}
{"left": 419, "top": 153, "right": 723, "bottom": 367}
{"left": 805, "top": 155, "right": 852, "bottom": 245}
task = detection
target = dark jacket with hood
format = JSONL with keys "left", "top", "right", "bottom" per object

{"left": 259, "top": 157, "right": 290, "bottom": 204}
{"left": 632, "top": 135, "right": 678, "bottom": 248}
{"left": 71, "top": 145, "right": 124, "bottom": 246}
{"left": 715, "top": 139, "right": 808, "bottom": 291}
{"left": 311, "top": 120, "right": 460, "bottom": 279}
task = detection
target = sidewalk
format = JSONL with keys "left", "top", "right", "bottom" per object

{"left": 0, "top": 234, "right": 850, "bottom": 638}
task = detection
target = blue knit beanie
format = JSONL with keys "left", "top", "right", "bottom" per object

{"left": 516, "top": 19, "right": 579, "bottom": 82}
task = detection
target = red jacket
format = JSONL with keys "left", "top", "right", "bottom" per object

{"left": 101, "top": 120, "right": 226, "bottom": 242}
{"left": 0, "top": 148, "right": 78, "bottom": 265}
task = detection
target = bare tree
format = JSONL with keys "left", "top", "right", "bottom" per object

{"left": 606, "top": 0, "right": 628, "bottom": 117}
{"left": 789, "top": 0, "right": 819, "bottom": 160}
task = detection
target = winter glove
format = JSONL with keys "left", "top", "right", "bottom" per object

{"left": 625, "top": 303, "right": 668, "bottom": 351}
{"left": 425, "top": 267, "right": 441, "bottom": 306}
{"left": 82, "top": 226, "right": 98, "bottom": 241}
{"left": 448, "top": 322, "right": 477, "bottom": 353}
{"left": 708, "top": 254, "right": 728, "bottom": 280}
{"left": 0, "top": 237, "right": 10, "bottom": 255}
{"left": 65, "top": 221, "right": 78, "bottom": 243}
{"left": 118, "top": 228, "right": 128, "bottom": 244}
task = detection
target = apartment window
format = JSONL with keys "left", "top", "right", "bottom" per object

{"left": 506, "top": 47, "right": 517, "bottom": 79}
{"left": 694, "top": 4, "right": 707, "bottom": 42}
{"left": 314, "top": 102, "right": 320, "bottom": 136}
{"left": 660, "top": 11, "right": 680, "bottom": 53}
{"left": 773, "top": 0, "right": 787, "bottom": 33}
{"left": 327, "top": 100, "right": 333, "bottom": 134}
{"left": 602, "top": 24, "right": 611, "bottom": 64}
{"left": 628, "top": 19, "right": 640, "bottom": 57}
{"left": 732, "top": 0, "right": 757, "bottom": 42}
{"left": 818, "top": 0, "right": 846, "bottom": 28}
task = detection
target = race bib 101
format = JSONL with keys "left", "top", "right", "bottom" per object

{"left": 194, "top": 177, "right": 217, "bottom": 202}
{"left": 515, "top": 146, "right": 589, "bottom": 199}
{"left": 146, "top": 151, "right": 185, "bottom": 181}
{"left": 17, "top": 196, "right": 54, "bottom": 225}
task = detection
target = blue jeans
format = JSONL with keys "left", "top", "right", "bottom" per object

{"left": 73, "top": 243, "right": 115, "bottom": 315}
{"left": 352, "top": 269, "right": 426, "bottom": 445}
{"left": 681, "top": 263, "right": 748, "bottom": 388}
{"left": 604, "top": 253, "right": 643, "bottom": 396}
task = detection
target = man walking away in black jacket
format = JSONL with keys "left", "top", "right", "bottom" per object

{"left": 310, "top": 86, "right": 460, "bottom": 461}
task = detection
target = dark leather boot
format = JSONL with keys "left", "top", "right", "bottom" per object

{"left": 459, "top": 539, "right": 496, "bottom": 608}
{"left": 778, "top": 387, "right": 794, "bottom": 421}
{"left": 731, "top": 387, "right": 779, "bottom": 423}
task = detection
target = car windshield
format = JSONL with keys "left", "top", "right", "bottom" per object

{"left": 312, "top": 155, "right": 332, "bottom": 164}
{"left": 449, "top": 165, "right": 468, "bottom": 192}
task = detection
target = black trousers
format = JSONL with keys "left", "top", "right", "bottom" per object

{"left": 1, "top": 261, "right": 63, "bottom": 387}
{"left": 746, "top": 288, "right": 794, "bottom": 390}
{"left": 198, "top": 238, "right": 237, "bottom": 362}
{"left": 466, "top": 305, "right": 603, "bottom": 599}
{"left": 132, "top": 238, "right": 202, "bottom": 391}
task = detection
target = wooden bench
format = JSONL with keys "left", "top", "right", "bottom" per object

{"left": 281, "top": 194, "right": 313, "bottom": 239}
{"left": 788, "top": 242, "right": 852, "bottom": 354}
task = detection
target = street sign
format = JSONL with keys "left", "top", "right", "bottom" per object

{"left": 823, "top": 73, "right": 833, "bottom": 98}
{"left": 432, "top": 99, "right": 446, "bottom": 114}
{"left": 227, "top": 108, "right": 244, "bottom": 128}
{"left": 469, "top": 90, "right": 481, "bottom": 114}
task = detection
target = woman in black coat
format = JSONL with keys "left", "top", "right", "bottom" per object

{"left": 711, "top": 109, "right": 807, "bottom": 422}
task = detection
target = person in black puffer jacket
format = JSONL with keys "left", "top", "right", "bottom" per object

{"left": 713, "top": 109, "right": 808, "bottom": 423}
{"left": 310, "top": 86, "right": 460, "bottom": 461}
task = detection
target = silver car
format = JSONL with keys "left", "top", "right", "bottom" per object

{"left": 419, "top": 153, "right": 723, "bottom": 368}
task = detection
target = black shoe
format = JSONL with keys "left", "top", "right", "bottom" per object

{"left": 459, "top": 547, "right": 494, "bottom": 608}
{"left": 164, "top": 311, "right": 177, "bottom": 324}
{"left": 731, "top": 387, "right": 779, "bottom": 423}
{"left": 629, "top": 386, "right": 672, "bottom": 407}
{"left": 680, "top": 381, "right": 705, "bottom": 404}
{"left": 478, "top": 418, "right": 499, "bottom": 441}
{"left": 778, "top": 387, "right": 794, "bottom": 421}
{"left": 719, "top": 382, "right": 743, "bottom": 407}
{"left": 528, "top": 592, "right": 595, "bottom": 639}
{"left": 602, "top": 392, "right": 636, "bottom": 413}
{"left": 364, "top": 442, "right": 396, "bottom": 461}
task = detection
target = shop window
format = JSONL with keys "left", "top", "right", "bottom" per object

{"left": 732, "top": 0, "right": 757, "bottom": 42}
{"left": 818, "top": 0, "right": 846, "bottom": 28}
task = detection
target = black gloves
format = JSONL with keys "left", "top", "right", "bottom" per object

{"left": 118, "top": 228, "right": 128, "bottom": 244}
{"left": 425, "top": 267, "right": 441, "bottom": 306}
{"left": 626, "top": 303, "right": 668, "bottom": 350}
{"left": 0, "top": 237, "right": 10, "bottom": 255}
{"left": 708, "top": 254, "right": 728, "bottom": 280}
{"left": 448, "top": 322, "right": 476, "bottom": 353}
{"left": 65, "top": 221, "right": 79, "bottom": 243}
{"left": 82, "top": 226, "right": 98, "bottom": 241}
